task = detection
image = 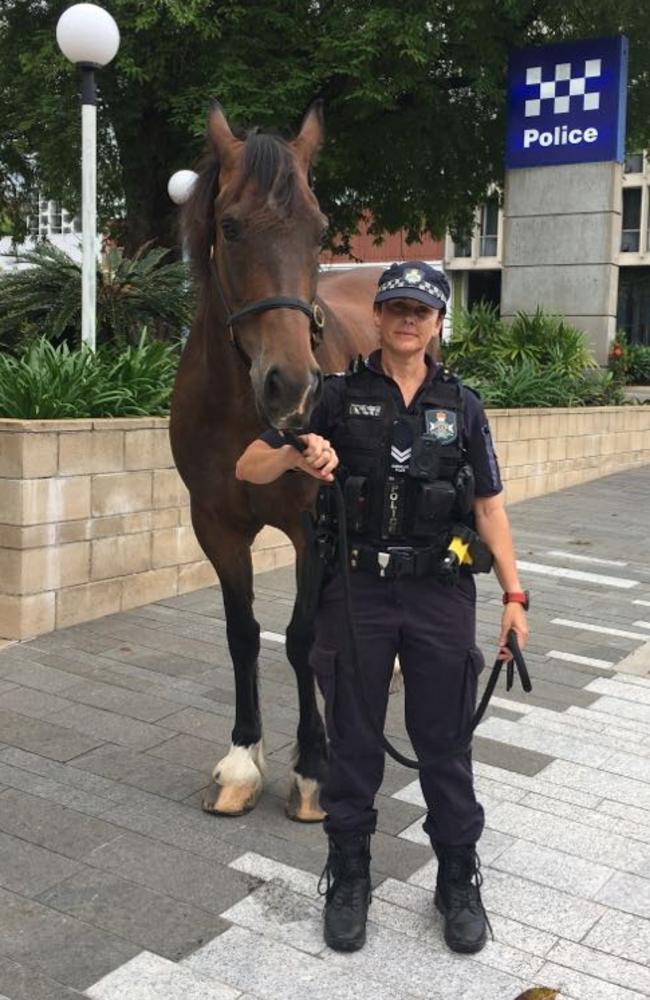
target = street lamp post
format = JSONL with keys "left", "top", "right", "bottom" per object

{"left": 56, "top": 3, "right": 120, "bottom": 351}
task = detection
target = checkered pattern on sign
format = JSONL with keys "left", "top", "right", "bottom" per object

{"left": 524, "top": 59, "right": 601, "bottom": 117}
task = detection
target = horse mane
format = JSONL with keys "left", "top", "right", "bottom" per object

{"left": 183, "top": 129, "right": 298, "bottom": 285}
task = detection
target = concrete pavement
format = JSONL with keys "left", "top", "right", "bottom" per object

{"left": 0, "top": 466, "right": 649, "bottom": 999}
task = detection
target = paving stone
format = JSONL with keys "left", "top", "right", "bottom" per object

{"left": 474, "top": 760, "right": 602, "bottom": 808}
{"left": 221, "top": 879, "right": 324, "bottom": 955}
{"left": 0, "top": 885, "right": 140, "bottom": 990}
{"left": 520, "top": 705, "right": 648, "bottom": 752}
{"left": 94, "top": 797, "right": 242, "bottom": 865}
{"left": 37, "top": 868, "right": 229, "bottom": 962}
{"left": 86, "top": 950, "right": 241, "bottom": 1000}
{"left": 472, "top": 735, "right": 553, "bottom": 775}
{"left": 42, "top": 702, "right": 176, "bottom": 751}
{"left": 0, "top": 686, "right": 74, "bottom": 720}
{"left": 229, "top": 851, "right": 318, "bottom": 897}
{"left": 0, "top": 954, "right": 95, "bottom": 1000}
{"left": 521, "top": 792, "right": 650, "bottom": 848}
{"left": 600, "top": 799, "right": 650, "bottom": 829}
{"left": 587, "top": 675, "right": 650, "bottom": 704}
{"left": 85, "top": 831, "right": 259, "bottom": 915}
{"left": 534, "top": 961, "right": 647, "bottom": 1000}
{"left": 373, "top": 877, "right": 557, "bottom": 959}
{"left": 476, "top": 716, "right": 612, "bottom": 767}
{"left": 480, "top": 869, "right": 605, "bottom": 941}
{"left": 145, "top": 733, "right": 232, "bottom": 773}
{"left": 184, "top": 924, "right": 432, "bottom": 1000}
{"left": 588, "top": 694, "right": 650, "bottom": 726}
{"left": 0, "top": 788, "right": 122, "bottom": 860}
{"left": 486, "top": 799, "right": 650, "bottom": 875}
{"left": 0, "top": 746, "right": 140, "bottom": 804}
{"left": 595, "top": 871, "right": 650, "bottom": 919}
{"left": 546, "top": 939, "right": 650, "bottom": 996}
{"left": 69, "top": 745, "right": 208, "bottom": 800}
{"left": 151, "top": 707, "right": 286, "bottom": 752}
{"left": 540, "top": 759, "right": 650, "bottom": 812}
{"left": 59, "top": 678, "right": 181, "bottom": 722}
{"left": 567, "top": 704, "right": 650, "bottom": 739}
{"left": 0, "top": 831, "right": 82, "bottom": 897}
{"left": 0, "top": 758, "right": 117, "bottom": 817}
{"left": 490, "top": 838, "right": 615, "bottom": 898}
{"left": 0, "top": 657, "right": 84, "bottom": 694}
{"left": 0, "top": 709, "right": 103, "bottom": 761}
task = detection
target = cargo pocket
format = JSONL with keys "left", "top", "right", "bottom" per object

{"left": 309, "top": 645, "right": 343, "bottom": 743}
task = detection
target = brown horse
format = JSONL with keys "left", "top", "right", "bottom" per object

{"left": 170, "top": 102, "right": 381, "bottom": 821}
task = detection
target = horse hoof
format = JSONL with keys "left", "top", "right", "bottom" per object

{"left": 201, "top": 780, "right": 262, "bottom": 817}
{"left": 285, "top": 776, "right": 325, "bottom": 823}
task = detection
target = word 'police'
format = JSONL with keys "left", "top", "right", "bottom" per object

{"left": 523, "top": 124, "right": 599, "bottom": 149}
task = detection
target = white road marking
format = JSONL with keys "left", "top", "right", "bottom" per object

{"left": 261, "top": 630, "right": 285, "bottom": 643}
{"left": 632, "top": 621, "right": 650, "bottom": 630}
{"left": 516, "top": 559, "right": 638, "bottom": 589}
{"left": 546, "top": 649, "right": 615, "bottom": 670}
{"left": 551, "top": 618, "right": 650, "bottom": 641}
{"left": 633, "top": 599, "right": 650, "bottom": 607}
{"left": 545, "top": 550, "right": 628, "bottom": 567}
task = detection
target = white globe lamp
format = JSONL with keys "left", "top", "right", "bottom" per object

{"left": 168, "top": 170, "right": 198, "bottom": 206}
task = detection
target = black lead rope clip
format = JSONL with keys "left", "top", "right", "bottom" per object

{"left": 282, "top": 430, "right": 533, "bottom": 770}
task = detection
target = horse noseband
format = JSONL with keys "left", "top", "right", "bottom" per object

{"left": 228, "top": 296, "right": 325, "bottom": 350}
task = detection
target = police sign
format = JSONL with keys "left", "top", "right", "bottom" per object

{"left": 506, "top": 36, "right": 628, "bottom": 169}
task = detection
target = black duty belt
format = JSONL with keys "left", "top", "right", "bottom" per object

{"left": 349, "top": 544, "right": 444, "bottom": 580}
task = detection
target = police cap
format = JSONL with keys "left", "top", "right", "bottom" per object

{"left": 374, "top": 260, "right": 450, "bottom": 312}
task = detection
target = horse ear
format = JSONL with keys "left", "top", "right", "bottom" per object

{"left": 293, "top": 100, "right": 324, "bottom": 173}
{"left": 207, "top": 102, "right": 241, "bottom": 173}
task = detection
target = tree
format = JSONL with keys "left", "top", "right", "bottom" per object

{"left": 2, "top": 0, "right": 650, "bottom": 253}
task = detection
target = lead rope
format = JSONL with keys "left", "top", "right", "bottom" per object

{"left": 282, "top": 431, "right": 531, "bottom": 772}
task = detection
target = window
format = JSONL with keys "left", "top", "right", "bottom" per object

{"left": 479, "top": 198, "right": 499, "bottom": 256}
{"left": 625, "top": 153, "right": 644, "bottom": 174}
{"left": 621, "top": 188, "right": 642, "bottom": 252}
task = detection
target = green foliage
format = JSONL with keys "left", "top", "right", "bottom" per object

{"left": 0, "top": 333, "right": 180, "bottom": 419}
{"left": 445, "top": 305, "right": 623, "bottom": 408}
{"left": 3, "top": 1, "right": 650, "bottom": 250}
{"left": 608, "top": 331, "right": 650, "bottom": 384}
{"left": 0, "top": 242, "right": 192, "bottom": 351}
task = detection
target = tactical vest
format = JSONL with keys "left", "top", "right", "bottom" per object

{"left": 327, "top": 363, "right": 475, "bottom": 545}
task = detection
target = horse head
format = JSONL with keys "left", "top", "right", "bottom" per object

{"left": 185, "top": 101, "right": 328, "bottom": 431}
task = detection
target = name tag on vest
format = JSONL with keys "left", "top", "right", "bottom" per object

{"left": 348, "top": 403, "right": 383, "bottom": 417}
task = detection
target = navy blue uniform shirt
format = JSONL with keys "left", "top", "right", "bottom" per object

{"left": 261, "top": 350, "right": 502, "bottom": 498}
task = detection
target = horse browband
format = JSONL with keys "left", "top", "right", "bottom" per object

{"left": 210, "top": 246, "right": 325, "bottom": 354}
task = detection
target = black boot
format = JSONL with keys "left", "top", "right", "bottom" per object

{"left": 318, "top": 831, "right": 372, "bottom": 951}
{"left": 434, "top": 844, "right": 492, "bottom": 954}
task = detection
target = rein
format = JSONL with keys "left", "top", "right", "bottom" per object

{"left": 210, "top": 246, "right": 325, "bottom": 362}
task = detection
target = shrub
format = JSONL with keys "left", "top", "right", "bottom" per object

{"left": 0, "top": 332, "right": 180, "bottom": 419}
{"left": 626, "top": 343, "right": 650, "bottom": 385}
{"left": 0, "top": 241, "right": 192, "bottom": 351}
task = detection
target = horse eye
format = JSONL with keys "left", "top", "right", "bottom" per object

{"left": 221, "top": 216, "right": 239, "bottom": 241}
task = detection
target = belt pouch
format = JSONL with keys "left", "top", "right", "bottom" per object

{"left": 343, "top": 475, "right": 369, "bottom": 533}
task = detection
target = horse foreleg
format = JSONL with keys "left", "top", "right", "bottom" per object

{"left": 192, "top": 508, "right": 265, "bottom": 817}
{"left": 284, "top": 532, "right": 328, "bottom": 824}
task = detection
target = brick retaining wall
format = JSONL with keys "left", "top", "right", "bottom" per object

{"left": 1, "top": 406, "right": 648, "bottom": 640}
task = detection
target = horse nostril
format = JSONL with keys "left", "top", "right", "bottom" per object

{"left": 264, "top": 366, "right": 285, "bottom": 408}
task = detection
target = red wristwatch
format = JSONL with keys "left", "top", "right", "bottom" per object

{"left": 502, "top": 590, "right": 530, "bottom": 611}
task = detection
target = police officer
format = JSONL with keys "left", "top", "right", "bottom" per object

{"left": 236, "top": 261, "right": 529, "bottom": 955}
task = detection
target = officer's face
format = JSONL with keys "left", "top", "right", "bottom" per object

{"left": 374, "top": 299, "right": 444, "bottom": 357}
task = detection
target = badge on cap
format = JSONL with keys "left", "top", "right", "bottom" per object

{"left": 403, "top": 267, "right": 424, "bottom": 284}
{"left": 425, "top": 409, "right": 457, "bottom": 443}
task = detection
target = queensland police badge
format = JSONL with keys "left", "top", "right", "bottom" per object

{"left": 425, "top": 409, "right": 457, "bottom": 443}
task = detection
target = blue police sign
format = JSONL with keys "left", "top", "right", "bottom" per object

{"left": 506, "top": 36, "right": 628, "bottom": 169}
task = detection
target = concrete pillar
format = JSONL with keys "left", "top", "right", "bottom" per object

{"left": 500, "top": 161, "right": 623, "bottom": 363}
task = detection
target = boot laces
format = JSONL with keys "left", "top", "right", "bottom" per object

{"left": 442, "top": 848, "right": 494, "bottom": 940}
{"left": 318, "top": 835, "right": 371, "bottom": 911}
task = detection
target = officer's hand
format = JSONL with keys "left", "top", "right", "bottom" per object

{"left": 498, "top": 604, "right": 529, "bottom": 661}
{"left": 294, "top": 434, "right": 339, "bottom": 483}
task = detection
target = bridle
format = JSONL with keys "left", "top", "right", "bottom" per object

{"left": 210, "top": 244, "right": 325, "bottom": 363}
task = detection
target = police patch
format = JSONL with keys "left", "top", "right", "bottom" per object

{"left": 425, "top": 409, "right": 457, "bottom": 443}
{"left": 348, "top": 402, "right": 383, "bottom": 417}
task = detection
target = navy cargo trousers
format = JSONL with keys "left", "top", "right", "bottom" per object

{"left": 309, "top": 569, "right": 486, "bottom": 847}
